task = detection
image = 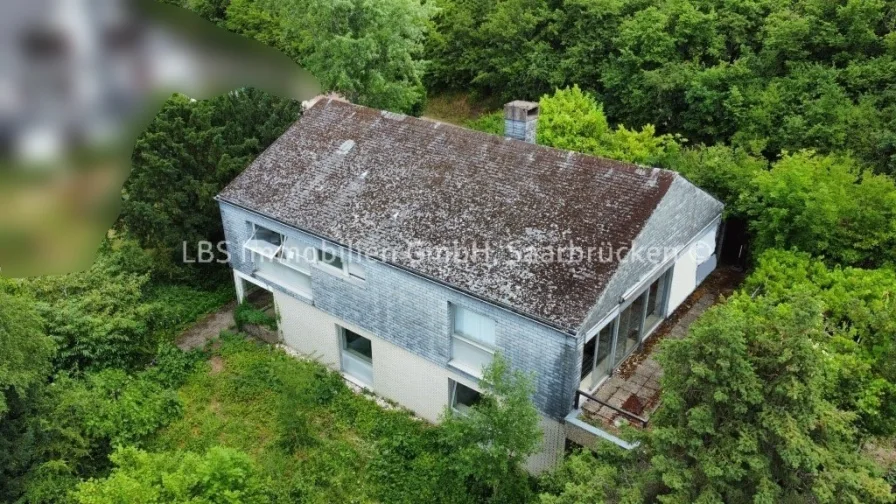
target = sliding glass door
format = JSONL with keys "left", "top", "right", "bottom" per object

{"left": 578, "top": 267, "right": 675, "bottom": 391}
{"left": 580, "top": 322, "right": 614, "bottom": 390}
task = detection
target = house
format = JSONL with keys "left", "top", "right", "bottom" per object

{"left": 216, "top": 97, "right": 723, "bottom": 471}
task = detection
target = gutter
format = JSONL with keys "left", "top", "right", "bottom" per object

{"left": 215, "top": 196, "right": 577, "bottom": 337}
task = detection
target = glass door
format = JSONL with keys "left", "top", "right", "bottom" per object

{"left": 614, "top": 292, "right": 645, "bottom": 366}
{"left": 579, "top": 322, "right": 614, "bottom": 390}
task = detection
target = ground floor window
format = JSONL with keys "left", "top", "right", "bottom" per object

{"left": 450, "top": 380, "right": 482, "bottom": 414}
{"left": 340, "top": 327, "right": 373, "bottom": 386}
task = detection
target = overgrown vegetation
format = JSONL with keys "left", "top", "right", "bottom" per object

{"left": 233, "top": 302, "right": 278, "bottom": 331}
{"left": 2, "top": 0, "right": 896, "bottom": 501}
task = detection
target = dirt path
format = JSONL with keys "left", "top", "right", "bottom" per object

{"left": 176, "top": 300, "right": 237, "bottom": 350}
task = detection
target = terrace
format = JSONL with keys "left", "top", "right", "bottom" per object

{"left": 565, "top": 267, "right": 743, "bottom": 448}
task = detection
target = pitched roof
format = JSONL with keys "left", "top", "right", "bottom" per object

{"left": 218, "top": 99, "right": 720, "bottom": 331}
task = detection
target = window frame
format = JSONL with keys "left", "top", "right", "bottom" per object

{"left": 243, "top": 223, "right": 283, "bottom": 260}
{"left": 314, "top": 247, "right": 367, "bottom": 283}
{"left": 339, "top": 326, "right": 374, "bottom": 387}
{"left": 449, "top": 379, "right": 482, "bottom": 415}
{"left": 449, "top": 304, "right": 497, "bottom": 378}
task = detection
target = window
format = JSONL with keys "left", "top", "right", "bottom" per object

{"left": 280, "top": 237, "right": 312, "bottom": 272}
{"left": 340, "top": 328, "right": 373, "bottom": 386}
{"left": 347, "top": 260, "right": 366, "bottom": 280}
{"left": 450, "top": 305, "right": 496, "bottom": 377}
{"left": 316, "top": 248, "right": 344, "bottom": 271}
{"left": 244, "top": 224, "right": 282, "bottom": 259}
{"left": 580, "top": 322, "right": 614, "bottom": 390}
{"left": 450, "top": 380, "right": 482, "bottom": 414}
{"left": 644, "top": 270, "right": 671, "bottom": 330}
{"left": 245, "top": 224, "right": 312, "bottom": 298}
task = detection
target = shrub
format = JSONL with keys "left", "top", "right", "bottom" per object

{"left": 234, "top": 302, "right": 278, "bottom": 331}
{"left": 73, "top": 446, "right": 271, "bottom": 504}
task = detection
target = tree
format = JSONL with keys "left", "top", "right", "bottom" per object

{"left": 741, "top": 150, "right": 896, "bottom": 268}
{"left": 119, "top": 89, "right": 300, "bottom": 282}
{"left": 651, "top": 294, "right": 893, "bottom": 503}
{"left": 441, "top": 354, "right": 542, "bottom": 503}
{"left": 73, "top": 446, "right": 270, "bottom": 504}
{"left": 538, "top": 447, "right": 648, "bottom": 504}
{"left": 277, "top": 0, "right": 435, "bottom": 114}
{"left": 0, "top": 290, "right": 54, "bottom": 418}
{"left": 744, "top": 249, "right": 896, "bottom": 438}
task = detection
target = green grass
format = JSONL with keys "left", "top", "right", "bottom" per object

{"left": 148, "top": 333, "right": 454, "bottom": 504}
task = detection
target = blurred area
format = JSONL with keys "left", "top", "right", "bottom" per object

{"left": 0, "top": 0, "right": 317, "bottom": 277}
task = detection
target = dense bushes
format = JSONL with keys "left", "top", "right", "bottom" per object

{"left": 171, "top": 0, "right": 435, "bottom": 114}
{"left": 73, "top": 446, "right": 270, "bottom": 504}
{"left": 120, "top": 89, "right": 300, "bottom": 284}
{"left": 427, "top": 0, "right": 896, "bottom": 175}
{"left": 744, "top": 249, "right": 896, "bottom": 438}
{"left": 651, "top": 294, "right": 892, "bottom": 503}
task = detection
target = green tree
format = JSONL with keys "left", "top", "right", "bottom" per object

{"left": 741, "top": 150, "right": 896, "bottom": 268}
{"left": 441, "top": 354, "right": 542, "bottom": 503}
{"left": 744, "top": 249, "right": 896, "bottom": 438}
{"left": 119, "top": 89, "right": 300, "bottom": 282}
{"left": 0, "top": 290, "right": 54, "bottom": 418}
{"left": 73, "top": 446, "right": 270, "bottom": 504}
{"left": 277, "top": 0, "right": 435, "bottom": 114}
{"left": 538, "top": 447, "right": 647, "bottom": 504}
{"left": 651, "top": 294, "right": 893, "bottom": 503}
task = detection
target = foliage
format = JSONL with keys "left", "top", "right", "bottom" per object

{"left": 651, "top": 293, "right": 893, "bottom": 503}
{"left": 0, "top": 358, "right": 189, "bottom": 504}
{"left": 426, "top": 0, "right": 896, "bottom": 174}
{"left": 744, "top": 249, "right": 896, "bottom": 438}
{"left": 537, "top": 447, "right": 649, "bottom": 504}
{"left": 0, "top": 290, "right": 54, "bottom": 418}
{"left": 742, "top": 151, "right": 896, "bottom": 268}
{"left": 278, "top": 0, "right": 435, "bottom": 114}
{"left": 538, "top": 86, "right": 682, "bottom": 166}
{"left": 233, "top": 302, "right": 278, "bottom": 331}
{"left": 120, "top": 89, "right": 300, "bottom": 283}
{"left": 441, "top": 354, "right": 542, "bottom": 503}
{"left": 180, "top": 0, "right": 435, "bottom": 115}
{"left": 19, "top": 239, "right": 229, "bottom": 372}
{"left": 73, "top": 446, "right": 270, "bottom": 504}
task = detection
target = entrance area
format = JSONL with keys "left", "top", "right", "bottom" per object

{"left": 579, "top": 269, "right": 672, "bottom": 391}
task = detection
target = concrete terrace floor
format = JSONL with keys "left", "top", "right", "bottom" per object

{"left": 581, "top": 267, "right": 743, "bottom": 434}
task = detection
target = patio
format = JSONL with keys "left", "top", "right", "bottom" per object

{"left": 568, "top": 267, "right": 743, "bottom": 445}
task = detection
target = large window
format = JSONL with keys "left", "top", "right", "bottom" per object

{"left": 244, "top": 224, "right": 282, "bottom": 259}
{"left": 450, "top": 305, "right": 496, "bottom": 377}
{"left": 340, "top": 327, "right": 373, "bottom": 386}
{"left": 580, "top": 267, "right": 675, "bottom": 386}
{"left": 580, "top": 322, "right": 614, "bottom": 390}
{"left": 245, "top": 224, "right": 312, "bottom": 298}
{"left": 644, "top": 270, "right": 671, "bottom": 330}
{"left": 450, "top": 380, "right": 482, "bottom": 414}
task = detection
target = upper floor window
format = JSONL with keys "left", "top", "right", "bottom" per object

{"left": 244, "top": 224, "right": 282, "bottom": 259}
{"left": 315, "top": 247, "right": 366, "bottom": 282}
{"left": 244, "top": 223, "right": 312, "bottom": 298}
{"left": 316, "top": 248, "right": 345, "bottom": 271}
{"left": 450, "top": 305, "right": 496, "bottom": 377}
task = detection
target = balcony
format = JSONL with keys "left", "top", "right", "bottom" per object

{"left": 565, "top": 267, "right": 743, "bottom": 449}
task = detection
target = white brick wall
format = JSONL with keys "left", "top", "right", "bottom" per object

{"left": 273, "top": 289, "right": 565, "bottom": 472}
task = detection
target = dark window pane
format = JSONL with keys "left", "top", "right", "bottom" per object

{"left": 453, "top": 382, "right": 482, "bottom": 412}
{"left": 343, "top": 329, "right": 372, "bottom": 361}
{"left": 317, "top": 249, "right": 344, "bottom": 270}
{"left": 581, "top": 336, "right": 597, "bottom": 380}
